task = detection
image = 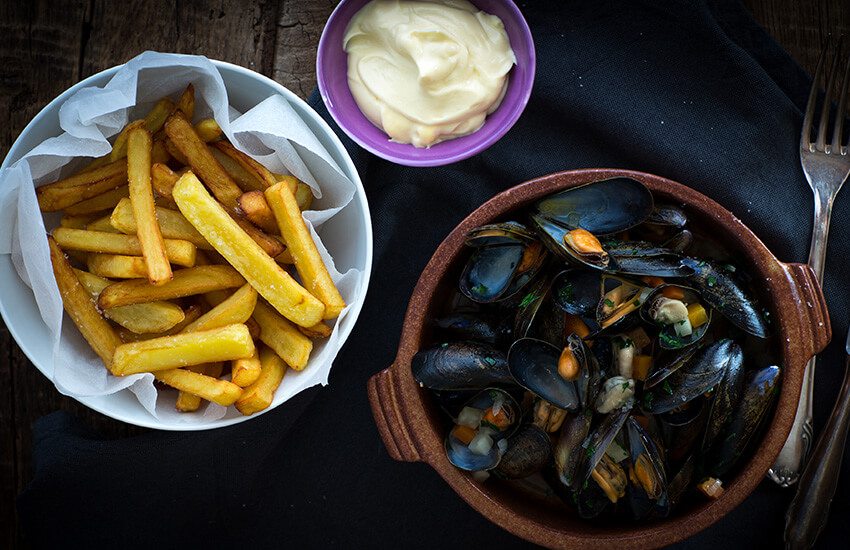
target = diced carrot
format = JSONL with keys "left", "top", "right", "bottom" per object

{"left": 452, "top": 425, "right": 476, "bottom": 445}
{"left": 641, "top": 276, "right": 665, "bottom": 288}
{"left": 661, "top": 286, "right": 686, "bottom": 300}
{"left": 633, "top": 355, "right": 653, "bottom": 381}
{"left": 698, "top": 477, "right": 725, "bottom": 499}
{"left": 687, "top": 303, "right": 709, "bottom": 328}
{"left": 482, "top": 407, "right": 511, "bottom": 430}
{"left": 565, "top": 314, "right": 590, "bottom": 339}
{"left": 633, "top": 415, "right": 650, "bottom": 430}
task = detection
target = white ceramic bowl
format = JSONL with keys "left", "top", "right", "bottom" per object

{"left": 0, "top": 60, "right": 373, "bottom": 430}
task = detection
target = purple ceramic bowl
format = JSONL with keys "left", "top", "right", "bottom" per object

{"left": 316, "top": 0, "right": 536, "bottom": 167}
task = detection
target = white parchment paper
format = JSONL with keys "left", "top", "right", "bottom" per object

{"left": 0, "top": 52, "right": 363, "bottom": 423}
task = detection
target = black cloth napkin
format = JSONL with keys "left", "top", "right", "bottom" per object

{"left": 17, "top": 1, "right": 850, "bottom": 548}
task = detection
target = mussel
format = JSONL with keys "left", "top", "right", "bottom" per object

{"left": 412, "top": 341, "right": 513, "bottom": 390}
{"left": 682, "top": 258, "right": 769, "bottom": 338}
{"left": 640, "top": 285, "right": 711, "bottom": 350}
{"left": 434, "top": 313, "right": 511, "bottom": 345}
{"left": 445, "top": 388, "right": 520, "bottom": 472}
{"left": 551, "top": 269, "right": 602, "bottom": 317}
{"left": 625, "top": 417, "right": 669, "bottom": 519}
{"left": 507, "top": 338, "right": 581, "bottom": 410}
{"left": 494, "top": 424, "right": 552, "bottom": 479}
{"left": 642, "top": 339, "right": 742, "bottom": 414}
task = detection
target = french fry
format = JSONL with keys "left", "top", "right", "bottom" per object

{"left": 106, "top": 120, "right": 146, "bottom": 165}
{"left": 245, "top": 317, "right": 261, "bottom": 340}
{"left": 151, "top": 163, "right": 179, "bottom": 200}
{"left": 110, "top": 197, "right": 211, "bottom": 249}
{"left": 73, "top": 269, "right": 185, "bottom": 334}
{"left": 211, "top": 141, "right": 277, "bottom": 188}
{"left": 52, "top": 228, "right": 196, "bottom": 267}
{"left": 112, "top": 323, "right": 255, "bottom": 375}
{"left": 194, "top": 118, "right": 222, "bottom": 142}
{"left": 175, "top": 362, "right": 224, "bottom": 411}
{"left": 37, "top": 159, "right": 127, "bottom": 212}
{"left": 154, "top": 368, "right": 243, "bottom": 406}
{"left": 164, "top": 112, "right": 243, "bottom": 209}
{"left": 295, "top": 181, "right": 314, "bottom": 211}
{"left": 98, "top": 264, "right": 245, "bottom": 309}
{"left": 88, "top": 254, "right": 148, "bottom": 279}
{"left": 151, "top": 139, "right": 171, "bottom": 165}
{"left": 116, "top": 303, "right": 205, "bottom": 342}
{"left": 163, "top": 138, "right": 189, "bottom": 166}
{"left": 252, "top": 300, "right": 312, "bottom": 369}
{"left": 231, "top": 348, "right": 262, "bottom": 387}
{"left": 173, "top": 172, "right": 324, "bottom": 327}
{"left": 127, "top": 127, "right": 171, "bottom": 285}
{"left": 47, "top": 236, "right": 122, "bottom": 370}
{"left": 86, "top": 215, "right": 119, "bottom": 233}
{"left": 209, "top": 147, "right": 265, "bottom": 191}
{"left": 64, "top": 186, "right": 130, "bottom": 216}
{"left": 182, "top": 283, "right": 257, "bottom": 333}
{"left": 298, "top": 321, "right": 333, "bottom": 339}
{"left": 232, "top": 216, "right": 285, "bottom": 257}
{"left": 272, "top": 174, "right": 299, "bottom": 194}
{"left": 176, "top": 84, "right": 195, "bottom": 119}
{"left": 236, "top": 345, "right": 286, "bottom": 415}
{"left": 238, "top": 190, "right": 278, "bottom": 233}
{"left": 265, "top": 181, "right": 345, "bottom": 319}
{"left": 60, "top": 214, "right": 98, "bottom": 230}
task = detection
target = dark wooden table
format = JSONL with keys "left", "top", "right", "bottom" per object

{"left": 0, "top": 1, "right": 847, "bottom": 546}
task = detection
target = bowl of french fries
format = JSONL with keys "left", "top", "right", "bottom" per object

{"left": 0, "top": 53, "right": 372, "bottom": 429}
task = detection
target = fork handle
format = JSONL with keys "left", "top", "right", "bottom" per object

{"left": 769, "top": 190, "right": 834, "bottom": 486}
{"left": 784, "top": 356, "right": 850, "bottom": 549}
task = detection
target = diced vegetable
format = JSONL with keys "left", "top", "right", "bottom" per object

{"left": 698, "top": 477, "right": 725, "bottom": 499}
{"left": 452, "top": 425, "right": 477, "bottom": 445}
{"left": 457, "top": 406, "right": 484, "bottom": 429}
{"left": 468, "top": 431, "right": 494, "bottom": 456}
{"left": 632, "top": 355, "right": 653, "bottom": 381}
{"left": 661, "top": 286, "right": 686, "bottom": 300}
{"left": 605, "top": 440, "right": 629, "bottom": 463}
{"left": 674, "top": 318, "right": 694, "bottom": 337}
{"left": 481, "top": 406, "right": 511, "bottom": 431}
{"left": 687, "top": 302, "right": 709, "bottom": 329}
{"left": 565, "top": 313, "right": 590, "bottom": 339}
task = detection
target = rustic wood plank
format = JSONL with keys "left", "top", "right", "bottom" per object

{"left": 273, "top": 0, "right": 338, "bottom": 98}
{"left": 0, "top": 2, "right": 90, "bottom": 546}
{"left": 82, "top": 0, "right": 281, "bottom": 77}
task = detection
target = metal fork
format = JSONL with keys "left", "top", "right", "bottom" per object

{"left": 769, "top": 39, "right": 850, "bottom": 487}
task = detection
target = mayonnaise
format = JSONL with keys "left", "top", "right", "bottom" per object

{"left": 343, "top": 0, "right": 516, "bottom": 148}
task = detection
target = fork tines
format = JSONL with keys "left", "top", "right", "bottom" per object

{"left": 802, "top": 37, "right": 850, "bottom": 154}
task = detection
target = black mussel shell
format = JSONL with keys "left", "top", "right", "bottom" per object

{"left": 706, "top": 365, "right": 781, "bottom": 477}
{"left": 552, "top": 269, "right": 602, "bottom": 316}
{"left": 508, "top": 338, "right": 580, "bottom": 410}
{"left": 412, "top": 341, "right": 513, "bottom": 390}
{"left": 514, "top": 274, "right": 569, "bottom": 347}
{"left": 431, "top": 389, "right": 480, "bottom": 419}
{"left": 460, "top": 244, "right": 525, "bottom": 302}
{"left": 534, "top": 178, "right": 654, "bottom": 235}
{"left": 642, "top": 339, "right": 741, "bottom": 414}
{"left": 553, "top": 409, "right": 594, "bottom": 488}
{"left": 626, "top": 417, "right": 670, "bottom": 519}
{"left": 607, "top": 254, "right": 694, "bottom": 278}
{"left": 646, "top": 204, "right": 688, "bottom": 228}
{"left": 594, "top": 276, "right": 651, "bottom": 334}
{"left": 666, "top": 454, "right": 696, "bottom": 508}
{"left": 657, "top": 399, "right": 708, "bottom": 464}
{"left": 644, "top": 345, "right": 703, "bottom": 389}
{"left": 682, "top": 258, "right": 769, "bottom": 338}
{"left": 530, "top": 213, "right": 612, "bottom": 271}
{"left": 664, "top": 229, "right": 693, "bottom": 253}
{"left": 702, "top": 347, "right": 745, "bottom": 452}
{"left": 577, "top": 406, "right": 632, "bottom": 486}
{"left": 494, "top": 424, "right": 553, "bottom": 479}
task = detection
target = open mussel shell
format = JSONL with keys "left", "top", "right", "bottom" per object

{"left": 465, "top": 222, "right": 537, "bottom": 247}
{"left": 434, "top": 313, "right": 512, "bottom": 345}
{"left": 625, "top": 417, "right": 670, "bottom": 519}
{"left": 706, "top": 365, "right": 781, "bottom": 478}
{"left": 682, "top": 258, "right": 769, "bottom": 338}
{"left": 552, "top": 269, "right": 602, "bottom": 316}
{"left": 642, "top": 339, "right": 742, "bottom": 414}
{"left": 445, "top": 388, "right": 520, "bottom": 472}
{"left": 412, "top": 341, "right": 514, "bottom": 390}
{"left": 553, "top": 410, "right": 593, "bottom": 488}
{"left": 664, "top": 229, "right": 693, "bottom": 253}
{"left": 640, "top": 285, "right": 712, "bottom": 350}
{"left": 514, "top": 274, "right": 569, "bottom": 347}
{"left": 594, "top": 276, "right": 652, "bottom": 334}
{"left": 508, "top": 338, "right": 580, "bottom": 410}
{"left": 577, "top": 406, "right": 632, "bottom": 487}
{"left": 533, "top": 178, "right": 654, "bottom": 235}
{"left": 459, "top": 238, "right": 546, "bottom": 303}
{"left": 530, "top": 214, "right": 612, "bottom": 271}
{"left": 494, "top": 424, "right": 553, "bottom": 479}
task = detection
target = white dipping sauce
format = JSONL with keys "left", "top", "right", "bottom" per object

{"left": 343, "top": 0, "right": 516, "bottom": 148}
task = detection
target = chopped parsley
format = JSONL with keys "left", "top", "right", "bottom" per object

{"left": 621, "top": 380, "right": 631, "bottom": 391}
{"left": 472, "top": 283, "right": 489, "bottom": 295}
{"left": 604, "top": 298, "right": 615, "bottom": 307}
{"left": 706, "top": 275, "right": 717, "bottom": 287}
{"left": 483, "top": 356, "right": 497, "bottom": 366}
{"left": 663, "top": 380, "right": 674, "bottom": 395}
{"left": 519, "top": 291, "right": 538, "bottom": 308}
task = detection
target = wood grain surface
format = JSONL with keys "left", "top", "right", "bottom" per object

{"left": 0, "top": 1, "right": 847, "bottom": 547}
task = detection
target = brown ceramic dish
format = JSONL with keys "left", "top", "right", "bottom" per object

{"left": 367, "top": 169, "right": 832, "bottom": 549}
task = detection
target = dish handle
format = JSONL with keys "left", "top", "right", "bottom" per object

{"left": 782, "top": 262, "right": 831, "bottom": 358}
{"left": 367, "top": 366, "right": 422, "bottom": 463}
